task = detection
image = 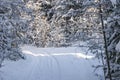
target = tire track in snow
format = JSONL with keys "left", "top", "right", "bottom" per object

{"left": 49, "top": 55, "right": 61, "bottom": 80}
{"left": 28, "top": 57, "right": 39, "bottom": 80}
{"left": 22, "top": 55, "right": 38, "bottom": 80}
{"left": 39, "top": 50, "right": 62, "bottom": 80}
{"left": 22, "top": 54, "right": 42, "bottom": 80}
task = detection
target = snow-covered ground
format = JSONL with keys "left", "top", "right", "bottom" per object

{"left": 1, "top": 46, "right": 103, "bottom": 80}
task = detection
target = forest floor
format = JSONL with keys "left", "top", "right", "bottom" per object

{"left": 1, "top": 46, "right": 103, "bottom": 80}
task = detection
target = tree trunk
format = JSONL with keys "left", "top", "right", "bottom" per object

{"left": 99, "top": 2, "right": 112, "bottom": 80}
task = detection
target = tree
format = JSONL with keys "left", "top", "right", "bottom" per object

{"left": 95, "top": 0, "right": 120, "bottom": 79}
{"left": 24, "top": 0, "right": 103, "bottom": 48}
{"left": 24, "top": 0, "right": 53, "bottom": 47}
{"left": 105, "top": 0, "right": 120, "bottom": 79}
{"left": 0, "top": 0, "right": 28, "bottom": 67}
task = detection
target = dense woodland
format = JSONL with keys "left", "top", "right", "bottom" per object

{"left": 0, "top": 0, "right": 120, "bottom": 80}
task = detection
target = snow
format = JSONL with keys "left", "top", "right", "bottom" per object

{"left": 1, "top": 46, "right": 103, "bottom": 80}
{"left": 116, "top": 41, "right": 120, "bottom": 52}
{"left": 110, "top": 0, "right": 117, "bottom": 6}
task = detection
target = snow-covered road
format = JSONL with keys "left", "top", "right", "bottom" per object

{"left": 1, "top": 46, "right": 103, "bottom": 80}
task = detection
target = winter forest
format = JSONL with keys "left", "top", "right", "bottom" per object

{"left": 0, "top": 0, "right": 120, "bottom": 80}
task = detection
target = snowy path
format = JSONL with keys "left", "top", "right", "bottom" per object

{"left": 1, "top": 46, "right": 103, "bottom": 80}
